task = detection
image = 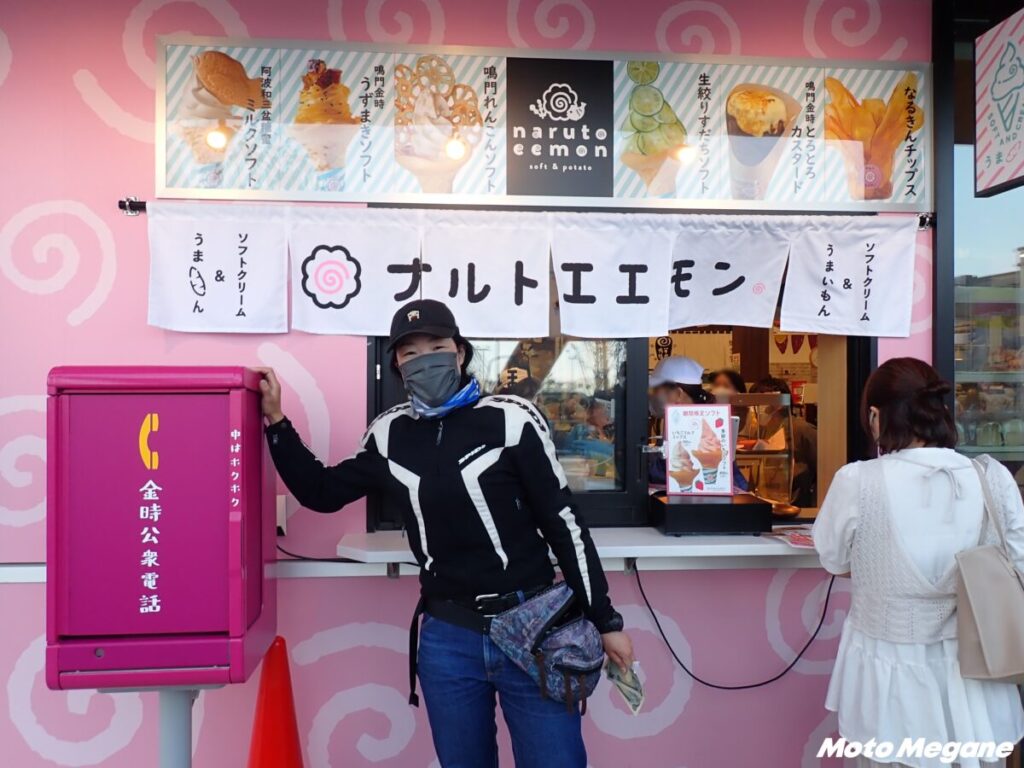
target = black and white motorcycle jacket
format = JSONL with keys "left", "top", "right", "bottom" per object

{"left": 265, "top": 393, "right": 622, "bottom": 633}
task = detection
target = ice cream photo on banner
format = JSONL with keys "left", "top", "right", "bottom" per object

{"left": 725, "top": 83, "right": 801, "bottom": 200}
{"left": 394, "top": 54, "right": 484, "bottom": 193}
{"left": 665, "top": 405, "right": 733, "bottom": 495}
{"left": 620, "top": 61, "right": 690, "bottom": 196}
{"left": 288, "top": 59, "right": 360, "bottom": 190}
{"left": 171, "top": 50, "right": 271, "bottom": 188}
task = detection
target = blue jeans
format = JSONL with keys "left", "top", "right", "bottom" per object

{"left": 417, "top": 612, "right": 587, "bottom": 767}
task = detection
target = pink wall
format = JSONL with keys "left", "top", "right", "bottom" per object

{"left": 0, "top": 1, "right": 930, "bottom": 765}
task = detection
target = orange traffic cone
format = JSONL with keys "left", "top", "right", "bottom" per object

{"left": 247, "top": 636, "right": 304, "bottom": 768}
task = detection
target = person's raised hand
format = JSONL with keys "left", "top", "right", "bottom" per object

{"left": 253, "top": 367, "right": 284, "bottom": 425}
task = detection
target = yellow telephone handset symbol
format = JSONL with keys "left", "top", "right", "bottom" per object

{"left": 139, "top": 412, "right": 160, "bottom": 470}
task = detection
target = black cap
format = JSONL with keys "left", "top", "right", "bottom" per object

{"left": 386, "top": 299, "right": 460, "bottom": 352}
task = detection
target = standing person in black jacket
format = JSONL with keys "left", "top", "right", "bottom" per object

{"left": 255, "top": 299, "right": 633, "bottom": 768}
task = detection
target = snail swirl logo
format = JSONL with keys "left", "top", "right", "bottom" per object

{"left": 506, "top": 58, "right": 614, "bottom": 197}
{"left": 301, "top": 245, "right": 362, "bottom": 310}
{"left": 530, "top": 83, "right": 586, "bottom": 121}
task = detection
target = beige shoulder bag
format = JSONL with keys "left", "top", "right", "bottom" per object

{"left": 956, "top": 457, "right": 1024, "bottom": 683}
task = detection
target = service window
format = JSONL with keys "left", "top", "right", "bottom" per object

{"left": 367, "top": 332, "right": 651, "bottom": 529}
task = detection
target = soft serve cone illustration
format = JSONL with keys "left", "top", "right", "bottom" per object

{"left": 174, "top": 51, "right": 271, "bottom": 186}
{"left": 394, "top": 55, "right": 483, "bottom": 193}
{"left": 692, "top": 419, "right": 724, "bottom": 485}
{"left": 991, "top": 42, "right": 1024, "bottom": 133}
{"left": 725, "top": 83, "right": 801, "bottom": 199}
{"left": 620, "top": 61, "right": 688, "bottom": 196}
{"left": 668, "top": 442, "right": 700, "bottom": 491}
{"left": 288, "top": 59, "right": 361, "bottom": 181}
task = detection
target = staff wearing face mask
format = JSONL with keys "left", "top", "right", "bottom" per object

{"left": 255, "top": 299, "right": 632, "bottom": 768}
{"left": 647, "top": 356, "right": 749, "bottom": 492}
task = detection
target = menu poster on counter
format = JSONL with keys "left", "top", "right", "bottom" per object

{"left": 664, "top": 404, "right": 734, "bottom": 496}
{"left": 975, "top": 6, "right": 1024, "bottom": 196}
{"left": 158, "top": 38, "right": 931, "bottom": 212}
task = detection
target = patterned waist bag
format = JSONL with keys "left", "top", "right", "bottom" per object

{"left": 488, "top": 582, "right": 605, "bottom": 712}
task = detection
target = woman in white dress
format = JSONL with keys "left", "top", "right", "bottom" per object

{"left": 813, "top": 357, "right": 1024, "bottom": 768}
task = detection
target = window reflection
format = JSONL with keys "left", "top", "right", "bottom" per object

{"left": 467, "top": 337, "right": 627, "bottom": 491}
{"left": 953, "top": 145, "right": 1024, "bottom": 495}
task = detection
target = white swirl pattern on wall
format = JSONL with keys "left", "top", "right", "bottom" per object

{"left": 309, "top": 683, "right": 415, "bottom": 763}
{"left": 0, "top": 396, "right": 46, "bottom": 528}
{"left": 0, "top": 200, "right": 116, "bottom": 327}
{"left": 802, "top": 0, "right": 907, "bottom": 60}
{"left": 587, "top": 605, "right": 692, "bottom": 738}
{"left": 7, "top": 636, "right": 144, "bottom": 766}
{"left": 764, "top": 570, "right": 849, "bottom": 675}
{"left": 292, "top": 623, "right": 416, "bottom": 764}
{"left": 0, "top": 27, "right": 11, "bottom": 89}
{"left": 327, "top": 0, "right": 347, "bottom": 39}
{"left": 507, "top": 0, "right": 596, "bottom": 50}
{"left": 655, "top": 1, "right": 741, "bottom": 55}
{"left": 366, "top": 0, "right": 445, "bottom": 44}
{"left": 72, "top": 0, "right": 249, "bottom": 142}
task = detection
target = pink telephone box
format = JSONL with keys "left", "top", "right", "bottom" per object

{"left": 46, "top": 366, "right": 276, "bottom": 690}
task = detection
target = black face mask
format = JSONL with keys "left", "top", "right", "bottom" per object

{"left": 399, "top": 350, "right": 461, "bottom": 407}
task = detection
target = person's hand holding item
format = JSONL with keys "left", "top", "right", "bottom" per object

{"left": 602, "top": 630, "right": 635, "bottom": 672}
{"left": 253, "top": 367, "right": 284, "bottom": 425}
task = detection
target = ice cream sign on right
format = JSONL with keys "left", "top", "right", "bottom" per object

{"left": 159, "top": 38, "right": 930, "bottom": 210}
{"left": 664, "top": 404, "right": 734, "bottom": 496}
{"left": 975, "top": 6, "right": 1024, "bottom": 197}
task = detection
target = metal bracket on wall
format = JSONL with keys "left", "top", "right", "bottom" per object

{"left": 119, "top": 197, "right": 146, "bottom": 216}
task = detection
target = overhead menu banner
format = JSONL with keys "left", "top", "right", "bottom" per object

{"left": 158, "top": 37, "right": 931, "bottom": 212}
{"left": 146, "top": 204, "right": 919, "bottom": 339}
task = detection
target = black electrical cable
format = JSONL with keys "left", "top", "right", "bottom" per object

{"left": 276, "top": 543, "right": 358, "bottom": 563}
{"left": 634, "top": 561, "right": 837, "bottom": 690}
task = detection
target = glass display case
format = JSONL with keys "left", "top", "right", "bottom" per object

{"left": 732, "top": 392, "right": 795, "bottom": 506}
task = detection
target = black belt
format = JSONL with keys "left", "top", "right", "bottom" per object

{"left": 407, "top": 585, "right": 547, "bottom": 706}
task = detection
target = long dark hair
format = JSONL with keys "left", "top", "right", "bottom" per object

{"left": 862, "top": 357, "right": 956, "bottom": 454}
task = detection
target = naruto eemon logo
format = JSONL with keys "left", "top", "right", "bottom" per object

{"left": 506, "top": 58, "right": 614, "bottom": 197}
